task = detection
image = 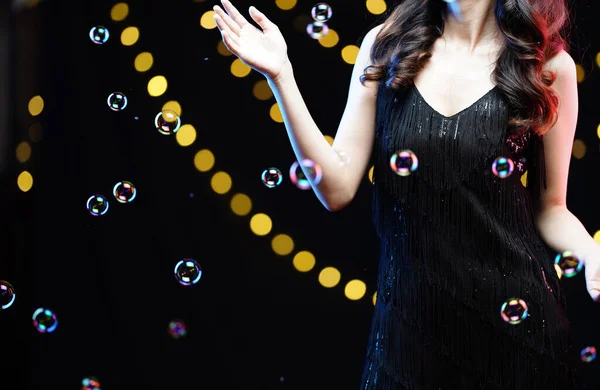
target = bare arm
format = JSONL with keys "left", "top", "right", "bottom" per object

{"left": 267, "top": 25, "right": 382, "bottom": 211}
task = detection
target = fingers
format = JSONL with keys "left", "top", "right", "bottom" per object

{"left": 220, "top": 30, "right": 242, "bottom": 56}
{"left": 220, "top": 0, "right": 250, "bottom": 28}
{"left": 213, "top": 5, "right": 241, "bottom": 36}
{"left": 249, "top": 6, "right": 275, "bottom": 32}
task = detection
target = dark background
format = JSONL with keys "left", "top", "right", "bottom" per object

{"left": 0, "top": 0, "right": 599, "bottom": 389}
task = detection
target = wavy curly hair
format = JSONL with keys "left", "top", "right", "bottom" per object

{"left": 360, "top": 0, "right": 571, "bottom": 136}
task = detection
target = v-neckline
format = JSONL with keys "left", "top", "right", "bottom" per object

{"left": 413, "top": 84, "right": 498, "bottom": 119}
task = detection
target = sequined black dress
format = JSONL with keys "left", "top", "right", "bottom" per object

{"left": 360, "top": 82, "right": 578, "bottom": 389}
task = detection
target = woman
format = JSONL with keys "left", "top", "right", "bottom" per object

{"left": 212, "top": 0, "right": 600, "bottom": 388}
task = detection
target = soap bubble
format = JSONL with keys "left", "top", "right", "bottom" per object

{"left": 174, "top": 258, "right": 202, "bottom": 286}
{"left": 113, "top": 181, "right": 137, "bottom": 203}
{"left": 581, "top": 346, "right": 597, "bottom": 363}
{"left": 334, "top": 148, "right": 350, "bottom": 166}
{"left": 500, "top": 298, "right": 528, "bottom": 325}
{"left": 492, "top": 156, "right": 514, "bottom": 178}
{"left": 89, "top": 26, "right": 109, "bottom": 45}
{"left": 81, "top": 376, "right": 101, "bottom": 390}
{"left": 32, "top": 307, "right": 58, "bottom": 333}
{"left": 107, "top": 92, "right": 128, "bottom": 111}
{"left": 87, "top": 195, "right": 109, "bottom": 216}
{"left": 289, "top": 159, "right": 323, "bottom": 190}
{"left": 554, "top": 251, "right": 584, "bottom": 278}
{"left": 168, "top": 320, "right": 187, "bottom": 339}
{"left": 306, "top": 22, "right": 329, "bottom": 39}
{"left": 0, "top": 280, "right": 16, "bottom": 310}
{"left": 390, "top": 150, "right": 419, "bottom": 176}
{"left": 311, "top": 3, "right": 332, "bottom": 22}
{"left": 155, "top": 110, "right": 181, "bottom": 135}
{"left": 262, "top": 168, "right": 283, "bottom": 188}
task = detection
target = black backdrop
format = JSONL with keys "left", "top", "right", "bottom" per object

{"left": 1, "top": 0, "right": 599, "bottom": 389}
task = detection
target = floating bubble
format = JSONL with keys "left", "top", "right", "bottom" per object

{"left": 262, "top": 168, "right": 283, "bottom": 188}
{"left": 32, "top": 307, "right": 58, "bottom": 333}
{"left": 333, "top": 148, "right": 350, "bottom": 166}
{"left": 581, "top": 346, "right": 597, "bottom": 363}
{"left": 107, "top": 92, "right": 128, "bottom": 111}
{"left": 174, "top": 258, "right": 202, "bottom": 286}
{"left": 311, "top": 3, "right": 332, "bottom": 22}
{"left": 113, "top": 181, "right": 137, "bottom": 203}
{"left": 306, "top": 22, "right": 329, "bottom": 39}
{"left": 289, "top": 159, "right": 323, "bottom": 190}
{"left": 500, "top": 298, "right": 528, "bottom": 325}
{"left": 87, "top": 195, "right": 109, "bottom": 216}
{"left": 89, "top": 26, "right": 110, "bottom": 45}
{"left": 492, "top": 156, "right": 514, "bottom": 178}
{"left": 81, "top": 376, "right": 102, "bottom": 390}
{"left": 390, "top": 150, "right": 418, "bottom": 176}
{"left": 154, "top": 110, "right": 181, "bottom": 135}
{"left": 168, "top": 320, "right": 187, "bottom": 339}
{"left": 0, "top": 281, "right": 16, "bottom": 310}
{"left": 554, "top": 251, "right": 584, "bottom": 278}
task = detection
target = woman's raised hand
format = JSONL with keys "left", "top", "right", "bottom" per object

{"left": 213, "top": 0, "right": 289, "bottom": 81}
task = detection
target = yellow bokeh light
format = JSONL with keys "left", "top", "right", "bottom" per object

{"left": 147, "top": 75, "right": 168, "bottom": 97}
{"left": 176, "top": 124, "right": 197, "bottom": 147}
{"left": 572, "top": 139, "right": 586, "bottom": 159}
{"left": 318, "top": 267, "right": 341, "bottom": 288}
{"left": 250, "top": 213, "right": 273, "bottom": 236}
{"left": 110, "top": 3, "right": 129, "bottom": 22}
{"left": 554, "top": 263, "right": 563, "bottom": 279}
{"left": 366, "top": 0, "right": 387, "bottom": 15}
{"left": 593, "top": 230, "right": 600, "bottom": 244}
{"left": 231, "top": 58, "right": 252, "bottom": 78}
{"left": 253, "top": 80, "right": 274, "bottom": 100}
{"left": 372, "top": 292, "right": 377, "bottom": 306}
{"left": 520, "top": 170, "right": 528, "bottom": 188}
{"left": 200, "top": 10, "right": 217, "bottom": 29}
{"left": 275, "top": 0, "right": 297, "bottom": 10}
{"left": 324, "top": 135, "right": 334, "bottom": 146}
{"left": 318, "top": 29, "right": 339, "bottom": 48}
{"left": 341, "top": 45, "right": 360, "bottom": 65}
{"left": 134, "top": 52, "right": 154, "bottom": 72}
{"left": 28, "top": 123, "right": 43, "bottom": 142}
{"left": 194, "top": 149, "right": 215, "bottom": 172}
{"left": 270, "top": 103, "right": 284, "bottom": 123}
{"left": 575, "top": 64, "right": 585, "bottom": 83}
{"left": 16, "top": 141, "right": 32, "bottom": 163}
{"left": 217, "top": 40, "right": 233, "bottom": 56}
{"left": 120, "top": 26, "right": 140, "bottom": 46}
{"left": 368, "top": 165, "right": 374, "bottom": 184}
{"left": 17, "top": 171, "right": 33, "bottom": 192}
{"left": 597, "top": 124, "right": 600, "bottom": 139}
{"left": 345, "top": 279, "right": 367, "bottom": 300}
{"left": 230, "top": 193, "right": 252, "bottom": 216}
{"left": 211, "top": 171, "right": 232, "bottom": 194}
{"left": 271, "top": 234, "right": 294, "bottom": 256}
{"left": 162, "top": 101, "right": 182, "bottom": 117}
{"left": 293, "top": 251, "right": 316, "bottom": 272}
{"left": 28, "top": 95, "right": 44, "bottom": 116}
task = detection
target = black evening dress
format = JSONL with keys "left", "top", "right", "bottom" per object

{"left": 360, "top": 82, "right": 579, "bottom": 389}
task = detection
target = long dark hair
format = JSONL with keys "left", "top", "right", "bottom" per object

{"left": 361, "top": 0, "right": 571, "bottom": 136}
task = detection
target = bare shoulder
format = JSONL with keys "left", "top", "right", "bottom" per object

{"left": 363, "top": 23, "right": 385, "bottom": 43}
{"left": 544, "top": 50, "right": 576, "bottom": 76}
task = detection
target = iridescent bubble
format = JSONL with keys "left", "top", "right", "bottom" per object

{"left": 306, "top": 22, "right": 329, "bottom": 39}
{"left": 491, "top": 156, "right": 514, "bottom": 178}
{"left": 261, "top": 168, "right": 283, "bottom": 188}
{"left": 168, "top": 320, "right": 187, "bottom": 339}
{"left": 113, "top": 181, "right": 137, "bottom": 203}
{"left": 289, "top": 159, "right": 323, "bottom": 190}
{"left": 311, "top": 3, "right": 332, "bottom": 22}
{"left": 174, "top": 258, "right": 202, "bottom": 286}
{"left": 0, "top": 280, "right": 16, "bottom": 310}
{"left": 107, "top": 92, "right": 128, "bottom": 111}
{"left": 81, "top": 376, "right": 101, "bottom": 390}
{"left": 581, "top": 346, "right": 597, "bottom": 363}
{"left": 334, "top": 148, "right": 350, "bottom": 166}
{"left": 500, "top": 298, "right": 528, "bottom": 325}
{"left": 89, "top": 26, "right": 110, "bottom": 45}
{"left": 154, "top": 110, "right": 181, "bottom": 135}
{"left": 86, "top": 195, "right": 109, "bottom": 216}
{"left": 390, "top": 150, "right": 418, "bottom": 176}
{"left": 32, "top": 307, "right": 58, "bottom": 333}
{"left": 554, "top": 251, "right": 584, "bottom": 278}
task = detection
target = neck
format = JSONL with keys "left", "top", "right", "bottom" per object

{"left": 442, "top": 0, "right": 499, "bottom": 54}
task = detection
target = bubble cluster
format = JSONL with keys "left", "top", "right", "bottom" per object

{"left": 306, "top": 22, "right": 329, "bottom": 40}
{"left": 390, "top": 150, "right": 419, "bottom": 177}
{"left": 32, "top": 307, "right": 58, "bottom": 333}
{"left": 107, "top": 92, "right": 128, "bottom": 111}
{"left": 155, "top": 109, "right": 181, "bottom": 135}
{"left": 89, "top": 26, "right": 110, "bottom": 44}
{"left": 262, "top": 168, "right": 283, "bottom": 188}
{"left": 174, "top": 258, "right": 202, "bottom": 286}
{"left": 311, "top": 3, "right": 332, "bottom": 22}
{"left": 113, "top": 181, "right": 137, "bottom": 203}
{"left": 554, "top": 251, "right": 584, "bottom": 278}
{"left": 581, "top": 346, "right": 597, "bottom": 363}
{"left": 87, "top": 195, "right": 109, "bottom": 216}
{"left": 289, "top": 159, "right": 323, "bottom": 190}
{"left": 500, "top": 298, "right": 528, "bottom": 325}
{"left": 0, "top": 280, "right": 16, "bottom": 310}
{"left": 81, "top": 376, "right": 102, "bottom": 390}
{"left": 168, "top": 320, "right": 187, "bottom": 339}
